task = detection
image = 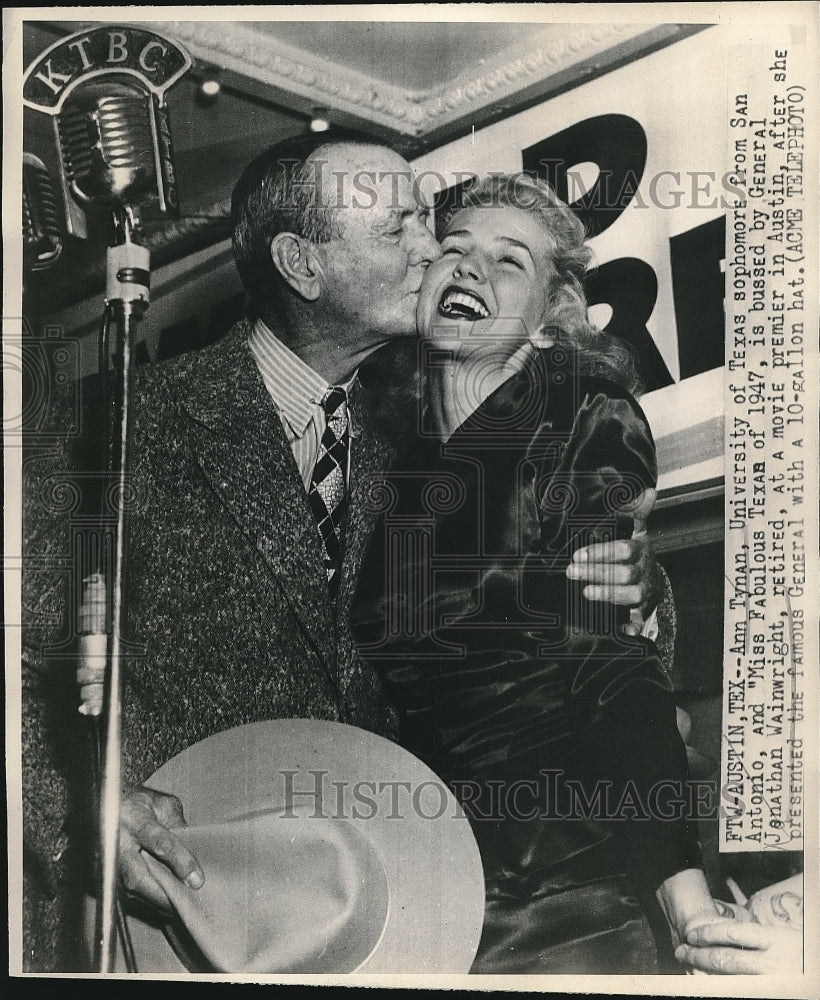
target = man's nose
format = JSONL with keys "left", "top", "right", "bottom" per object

{"left": 409, "top": 223, "right": 442, "bottom": 265}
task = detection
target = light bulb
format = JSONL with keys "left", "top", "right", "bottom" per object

{"left": 200, "top": 78, "right": 221, "bottom": 98}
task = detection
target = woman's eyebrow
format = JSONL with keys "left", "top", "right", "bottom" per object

{"left": 496, "top": 236, "right": 534, "bottom": 261}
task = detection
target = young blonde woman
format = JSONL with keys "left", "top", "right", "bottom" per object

{"left": 353, "top": 175, "right": 718, "bottom": 974}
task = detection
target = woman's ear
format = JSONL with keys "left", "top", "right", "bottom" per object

{"left": 529, "top": 324, "right": 556, "bottom": 349}
{"left": 529, "top": 301, "right": 557, "bottom": 349}
{"left": 528, "top": 284, "right": 557, "bottom": 348}
{"left": 270, "top": 232, "right": 322, "bottom": 301}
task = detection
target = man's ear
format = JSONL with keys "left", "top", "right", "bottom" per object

{"left": 270, "top": 232, "right": 323, "bottom": 301}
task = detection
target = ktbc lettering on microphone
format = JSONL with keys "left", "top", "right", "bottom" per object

{"left": 37, "top": 34, "right": 167, "bottom": 96}
{"left": 23, "top": 25, "right": 191, "bottom": 112}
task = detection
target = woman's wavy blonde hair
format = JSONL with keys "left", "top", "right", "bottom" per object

{"left": 446, "top": 173, "right": 642, "bottom": 394}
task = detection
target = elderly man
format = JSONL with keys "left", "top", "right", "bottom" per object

{"left": 22, "top": 132, "right": 665, "bottom": 968}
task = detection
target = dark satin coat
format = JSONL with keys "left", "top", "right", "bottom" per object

{"left": 352, "top": 346, "right": 701, "bottom": 974}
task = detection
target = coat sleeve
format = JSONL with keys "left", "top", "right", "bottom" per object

{"left": 654, "top": 566, "right": 677, "bottom": 678}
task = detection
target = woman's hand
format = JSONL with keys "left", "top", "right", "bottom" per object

{"left": 675, "top": 920, "right": 803, "bottom": 974}
{"left": 656, "top": 868, "right": 721, "bottom": 950}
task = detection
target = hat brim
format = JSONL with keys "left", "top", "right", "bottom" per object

{"left": 104, "top": 719, "right": 486, "bottom": 975}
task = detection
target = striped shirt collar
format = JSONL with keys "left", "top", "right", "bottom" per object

{"left": 249, "top": 318, "right": 358, "bottom": 438}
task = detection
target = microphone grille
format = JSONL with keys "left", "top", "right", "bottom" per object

{"left": 23, "top": 153, "right": 63, "bottom": 270}
{"left": 58, "top": 104, "right": 94, "bottom": 182}
{"left": 95, "top": 95, "right": 156, "bottom": 170}
{"left": 58, "top": 84, "right": 158, "bottom": 207}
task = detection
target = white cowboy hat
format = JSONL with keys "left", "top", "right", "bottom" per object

{"left": 94, "top": 719, "right": 485, "bottom": 975}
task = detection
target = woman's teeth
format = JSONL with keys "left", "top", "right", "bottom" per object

{"left": 438, "top": 289, "right": 490, "bottom": 319}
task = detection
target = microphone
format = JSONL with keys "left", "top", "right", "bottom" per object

{"left": 22, "top": 152, "right": 63, "bottom": 270}
{"left": 57, "top": 80, "right": 163, "bottom": 211}
{"left": 23, "top": 24, "right": 191, "bottom": 234}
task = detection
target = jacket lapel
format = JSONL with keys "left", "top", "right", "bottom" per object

{"left": 178, "top": 323, "right": 337, "bottom": 671}
{"left": 337, "top": 382, "right": 398, "bottom": 630}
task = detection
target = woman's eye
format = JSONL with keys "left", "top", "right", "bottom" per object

{"left": 442, "top": 245, "right": 463, "bottom": 255}
{"left": 501, "top": 256, "right": 524, "bottom": 269}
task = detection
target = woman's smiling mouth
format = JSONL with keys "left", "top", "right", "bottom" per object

{"left": 438, "top": 286, "right": 491, "bottom": 320}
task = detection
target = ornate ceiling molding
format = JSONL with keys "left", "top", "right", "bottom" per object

{"left": 104, "top": 20, "right": 676, "bottom": 138}
{"left": 417, "top": 23, "right": 644, "bottom": 126}
{"left": 133, "top": 19, "right": 420, "bottom": 133}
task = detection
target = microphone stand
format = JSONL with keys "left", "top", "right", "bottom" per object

{"left": 88, "top": 202, "right": 150, "bottom": 973}
{"left": 25, "top": 28, "right": 192, "bottom": 971}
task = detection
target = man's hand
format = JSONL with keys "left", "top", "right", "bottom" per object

{"left": 675, "top": 920, "right": 803, "bottom": 974}
{"left": 566, "top": 487, "right": 663, "bottom": 617}
{"left": 119, "top": 785, "right": 204, "bottom": 912}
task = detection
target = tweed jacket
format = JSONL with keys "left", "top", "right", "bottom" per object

{"left": 21, "top": 320, "right": 399, "bottom": 969}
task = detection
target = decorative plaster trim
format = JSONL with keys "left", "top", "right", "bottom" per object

{"left": 138, "top": 20, "right": 419, "bottom": 133}
{"left": 103, "top": 20, "right": 667, "bottom": 136}
{"left": 417, "top": 24, "right": 649, "bottom": 124}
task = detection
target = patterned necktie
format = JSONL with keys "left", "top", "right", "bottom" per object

{"left": 308, "top": 386, "right": 350, "bottom": 597}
